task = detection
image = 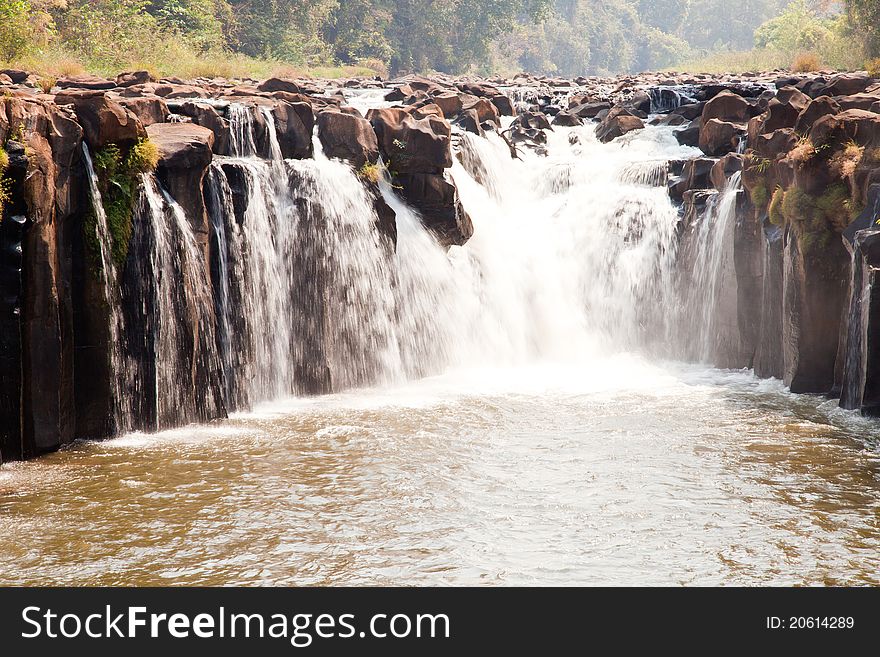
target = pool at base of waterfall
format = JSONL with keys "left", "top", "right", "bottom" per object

{"left": 0, "top": 357, "right": 878, "bottom": 586}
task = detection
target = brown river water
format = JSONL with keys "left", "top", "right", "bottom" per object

{"left": 1, "top": 358, "right": 878, "bottom": 586}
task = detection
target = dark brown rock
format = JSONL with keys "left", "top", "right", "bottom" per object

{"left": 701, "top": 90, "right": 750, "bottom": 123}
{"left": 317, "top": 110, "right": 379, "bottom": 169}
{"left": 53, "top": 90, "right": 146, "bottom": 150}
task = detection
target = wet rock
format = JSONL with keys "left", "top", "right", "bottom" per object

{"left": 675, "top": 119, "right": 701, "bottom": 147}
{"left": 840, "top": 216, "right": 880, "bottom": 414}
{"left": 454, "top": 109, "right": 484, "bottom": 136}
{"left": 273, "top": 101, "right": 314, "bottom": 160}
{"left": 595, "top": 106, "right": 644, "bottom": 143}
{"left": 394, "top": 172, "right": 473, "bottom": 247}
{"left": 368, "top": 108, "right": 452, "bottom": 174}
{"left": 710, "top": 154, "right": 743, "bottom": 190}
{"left": 147, "top": 123, "right": 215, "bottom": 253}
{"left": 570, "top": 101, "right": 611, "bottom": 119}
{"left": 781, "top": 220, "right": 850, "bottom": 394}
{"left": 672, "top": 102, "right": 705, "bottom": 120}
{"left": 462, "top": 97, "right": 500, "bottom": 126}
{"left": 517, "top": 110, "right": 552, "bottom": 130}
{"left": 317, "top": 110, "right": 379, "bottom": 169}
{"left": 490, "top": 95, "right": 514, "bottom": 116}
{"left": 551, "top": 111, "right": 581, "bottom": 127}
{"left": 754, "top": 225, "right": 785, "bottom": 379}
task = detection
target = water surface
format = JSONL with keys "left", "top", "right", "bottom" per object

{"left": 1, "top": 358, "right": 877, "bottom": 586}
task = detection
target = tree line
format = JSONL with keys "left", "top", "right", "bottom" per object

{"left": 0, "top": 0, "right": 877, "bottom": 76}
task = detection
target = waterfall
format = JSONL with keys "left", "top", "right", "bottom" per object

{"left": 680, "top": 172, "right": 743, "bottom": 365}
{"left": 121, "top": 175, "right": 225, "bottom": 430}
{"left": 228, "top": 104, "right": 259, "bottom": 157}
{"left": 109, "top": 104, "right": 757, "bottom": 429}
{"left": 81, "top": 143, "right": 131, "bottom": 432}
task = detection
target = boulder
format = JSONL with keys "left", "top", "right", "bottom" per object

{"left": 317, "top": 110, "right": 379, "bottom": 169}
{"left": 368, "top": 108, "right": 452, "bottom": 173}
{"left": 116, "top": 95, "right": 169, "bottom": 127}
{"left": 626, "top": 90, "right": 652, "bottom": 114}
{"left": 115, "top": 70, "right": 155, "bottom": 88}
{"left": 710, "top": 153, "right": 743, "bottom": 190}
{"left": 759, "top": 89, "right": 809, "bottom": 134}
{"left": 570, "top": 101, "right": 611, "bottom": 119}
{"left": 834, "top": 93, "right": 880, "bottom": 112}
{"left": 490, "top": 95, "right": 514, "bottom": 116}
{"left": 147, "top": 122, "right": 214, "bottom": 171}
{"left": 815, "top": 73, "right": 872, "bottom": 98}
{"left": 809, "top": 109, "right": 880, "bottom": 149}
{"left": 794, "top": 96, "right": 841, "bottom": 135}
{"left": 675, "top": 119, "right": 701, "bottom": 147}
{"left": 517, "top": 110, "right": 552, "bottom": 130}
{"left": 672, "top": 102, "right": 704, "bottom": 120}
{"left": 551, "top": 111, "right": 581, "bottom": 127}
{"left": 699, "top": 118, "right": 745, "bottom": 156}
{"left": 454, "top": 109, "right": 484, "bottom": 136}
{"left": 431, "top": 92, "right": 463, "bottom": 118}
{"left": 273, "top": 101, "right": 314, "bottom": 160}
{"left": 385, "top": 84, "right": 413, "bottom": 102}
{"left": 257, "top": 78, "right": 305, "bottom": 94}
{"left": 701, "top": 90, "right": 750, "bottom": 123}
{"left": 53, "top": 90, "right": 145, "bottom": 150}
{"left": 753, "top": 128, "right": 798, "bottom": 159}
{"left": 175, "top": 101, "right": 230, "bottom": 155}
{"left": 595, "top": 106, "right": 644, "bottom": 143}
{"left": 56, "top": 74, "right": 116, "bottom": 91}
{"left": 462, "top": 98, "right": 500, "bottom": 125}
{"left": 0, "top": 69, "right": 28, "bottom": 84}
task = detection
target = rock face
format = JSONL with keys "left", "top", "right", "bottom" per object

{"left": 369, "top": 108, "right": 453, "bottom": 173}
{"left": 54, "top": 90, "right": 145, "bottom": 150}
{"left": 147, "top": 123, "right": 215, "bottom": 257}
{"left": 317, "top": 111, "right": 379, "bottom": 169}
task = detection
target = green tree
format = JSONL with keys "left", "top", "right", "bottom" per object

{"left": 845, "top": 0, "right": 880, "bottom": 56}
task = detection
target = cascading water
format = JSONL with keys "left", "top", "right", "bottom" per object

{"left": 81, "top": 143, "right": 131, "bottom": 432}
{"left": 206, "top": 105, "right": 742, "bottom": 412}
{"left": 121, "top": 174, "right": 225, "bottom": 430}
{"left": 679, "top": 172, "right": 743, "bottom": 365}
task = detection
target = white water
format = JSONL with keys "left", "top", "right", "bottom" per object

{"left": 81, "top": 144, "right": 131, "bottom": 431}
{"left": 125, "top": 175, "right": 223, "bottom": 429}
{"left": 203, "top": 108, "right": 716, "bottom": 413}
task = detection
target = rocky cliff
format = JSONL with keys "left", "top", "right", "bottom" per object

{"left": 1, "top": 66, "right": 879, "bottom": 463}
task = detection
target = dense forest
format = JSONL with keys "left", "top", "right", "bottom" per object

{"left": 0, "top": 0, "right": 877, "bottom": 77}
